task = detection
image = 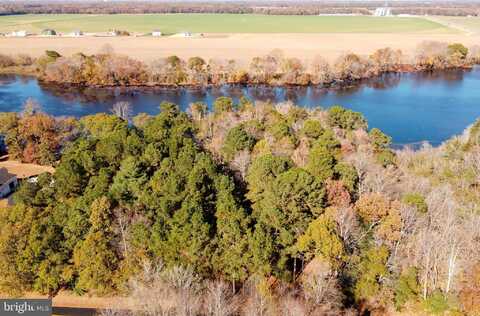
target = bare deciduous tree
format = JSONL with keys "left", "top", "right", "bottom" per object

{"left": 112, "top": 101, "right": 133, "bottom": 121}
{"left": 301, "top": 259, "right": 344, "bottom": 312}
{"left": 204, "top": 281, "right": 238, "bottom": 316}
{"left": 22, "top": 97, "right": 42, "bottom": 116}
{"left": 231, "top": 149, "right": 251, "bottom": 180}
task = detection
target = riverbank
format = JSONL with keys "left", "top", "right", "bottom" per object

{"left": 0, "top": 44, "right": 476, "bottom": 89}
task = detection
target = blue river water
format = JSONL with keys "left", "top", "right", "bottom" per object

{"left": 0, "top": 68, "right": 479, "bottom": 146}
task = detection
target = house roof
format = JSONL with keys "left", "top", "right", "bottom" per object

{"left": 0, "top": 161, "right": 54, "bottom": 180}
{"left": 0, "top": 167, "right": 15, "bottom": 186}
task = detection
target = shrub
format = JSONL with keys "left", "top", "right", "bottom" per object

{"left": 448, "top": 43, "right": 469, "bottom": 60}
{"left": 45, "top": 50, "right": 61, "bottom": 59}
{"left": 402, "top": 193, "right": 428, "bottom": 214}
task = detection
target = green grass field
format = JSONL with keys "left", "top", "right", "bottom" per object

{"left": 0, "top": 14, "right": 452, "bottom": 34}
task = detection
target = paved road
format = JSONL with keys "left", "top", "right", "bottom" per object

{"left": 53, "top": 307, "right": 97, "bottom": 316}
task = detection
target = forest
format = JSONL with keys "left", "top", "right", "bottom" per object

{"left": 0, "top": 94, "right": 480, "bottom": 315}
{"left": 0, "top": 41, "right": 477, "bottom": 88}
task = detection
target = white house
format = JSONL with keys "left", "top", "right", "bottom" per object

{"left": 152, "top": 30, "right": 162, "bottom": 37}
{"left": 0, "top": 167, "right": 17, "bottom": 198}
{"left": 7, "top": 30, "right": 27, "bottom": 37}
{"left": 180, "top": 31, "right": 192, "bottom": 37}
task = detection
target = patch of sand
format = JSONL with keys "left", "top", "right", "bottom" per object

{"left": 0, "top": 33, "right": 479, "bottom": 63}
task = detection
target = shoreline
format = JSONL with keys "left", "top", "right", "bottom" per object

{"left": 1, "top": 64, "right": 474, "bottom": 90}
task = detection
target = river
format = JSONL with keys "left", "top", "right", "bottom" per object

{"left": 0, "top": 68, "right": 479, "bottom": 146}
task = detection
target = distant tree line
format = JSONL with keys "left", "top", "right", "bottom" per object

{"left": 0, "top": 42, "right": 477, "bottom": 88}
{"left": 0, "top": 1, "right": 479, "bottom": 16}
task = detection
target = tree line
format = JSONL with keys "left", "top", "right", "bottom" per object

{"left": 0, "top": 1, "right": 478, "bottom": 16}
{"left": 0, "top": 97, "right": 480, "bottom": 315}
{"left": 0, "top": 42, "right": 477, "bottom": 88}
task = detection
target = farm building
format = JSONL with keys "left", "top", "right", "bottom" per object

{"left": 7, "top": 30, "right": 27, "bottom": 37}
{"left": 41, "top": 29, "right": 57, "bottom": 36}
{"left": 152, "top": 30, "right": 162, "bottom": 37}
{"left": 0, "top": 168, "right": 17, "bottom": 198}
{"left": 70, "top": 30, "right": 83, "bottom": 37}
{"left": 108, "top": 29, "right": 120, "bottom": 36}
{"left": 180, "top": 31, "right": 192, "bottom": 37}
{"left": 374, "top": 7, "right": 392, "bottom": 16}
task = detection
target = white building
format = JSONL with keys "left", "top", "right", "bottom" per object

{"left": 70, "top": 30, "right": 83, "bottom": 37}
{"left": 152, "top": 30, "right": 162, "bottom": 37}
{"left": 7, "top": 30, "right": 27, "bottom": 37}
{"left": 374, "top": 7, "right": 392, "bottom": 17}
{"left": 180, "top": 31, "right": 192, "bottom": 37}
{"left": 0, "top": 167, "right": 17, "bottom": 198}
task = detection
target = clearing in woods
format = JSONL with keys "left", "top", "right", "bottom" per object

{"left": 0, "top": 14, "right": 452, "bottom": 34}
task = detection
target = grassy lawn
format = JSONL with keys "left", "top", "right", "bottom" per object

{"left": 0, "top": 14, "right": 451, "bottom": 34}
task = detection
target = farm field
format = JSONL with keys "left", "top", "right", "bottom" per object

{"left": 432, "top": 16, "right": 480, "bottom": 35}
{"left": 0, "top": 13, "right": 453, "bottom": 34}
{"left": 0, "top": 32, "right": 478, "bottom": 64}
{"left": 0, "top": 14, "right": 477, "bottom": 65}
